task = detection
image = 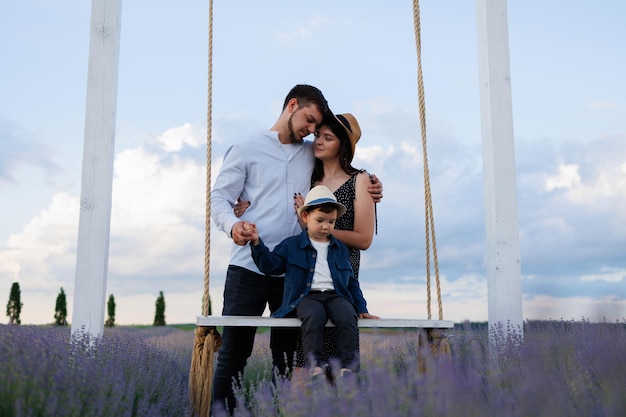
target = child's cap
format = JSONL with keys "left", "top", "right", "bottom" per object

{"left": 297, "top": 185, "right": 347, "bottom": 218}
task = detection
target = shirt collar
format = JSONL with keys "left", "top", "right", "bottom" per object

{"left": 299, "top": 229, "right": 339, "bottom": 248}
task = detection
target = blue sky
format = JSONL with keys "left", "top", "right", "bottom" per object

{"left": 1, "top": 1, "right": 625, "bottom": 325}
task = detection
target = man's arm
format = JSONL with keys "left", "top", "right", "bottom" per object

{"left": 211, "top": 145, "right": 251, "bottom": 244}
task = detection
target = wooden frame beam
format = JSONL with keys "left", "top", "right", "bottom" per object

{"left": 71, "top": 0, "right": 122, "bottom": 338}
{"left": 197, "top": 316, "right": 454, "bottom": 329}
{"left": 476, "top": 0, "right": 523, "bottom": 338}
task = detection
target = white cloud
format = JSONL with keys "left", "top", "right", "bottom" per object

{"left": 3, "top": 112, "right": 625, "bottom": 326}
{"left": 0, "top": 192, "right": 78, "bottom": 290}
{"left": 399, "top": 141, "right": 422, "bottom": 167}
{"left": 361, "top": 273, "right": 489, "bottom": 322}
{"left": 109, "top": 141, "right": 207, "bottom": 279}
{"left": 580, "top": 268, "right": 625, "bottom": 283}
{"left": 545, "top": 163, "right": 581, "bottom": 191}
{"left": 354, "top": 145, "right": 385, "bottom": 166}
{"left": 276, "top": 13, "right": 332, "bottom": 42}
{"left": 544, "top": 159, "right": 626, "bottom": 207}
{"left": 155, "top": 123, "right": 203, "bottom": 152}
{"left": 355, "top": 98, "right": 395, "bottom": 116}
{"left": 586, "top": 101, "right": 622, "bottom": 111}
{"left": 566, "top": 164, "right": 626, "bottom": 204}
{"left": 523, "top": 294, "right": 626, "bottom": 322}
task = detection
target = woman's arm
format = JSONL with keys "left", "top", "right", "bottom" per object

{"left": 332, "top": 172, "right": 376, "bottom": 250}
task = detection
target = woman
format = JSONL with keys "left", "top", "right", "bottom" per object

{"left": 298, "top": 112, "right": 376, "bottom": 278}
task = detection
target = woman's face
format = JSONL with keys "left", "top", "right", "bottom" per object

{"left": 313, "top": 125, "right": 341, "bottom": 161}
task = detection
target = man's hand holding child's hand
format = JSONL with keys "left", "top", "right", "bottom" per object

{"left": 242, "top": 221, "right": 259, "bottom": 246}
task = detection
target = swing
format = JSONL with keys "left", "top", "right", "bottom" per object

{"left": 189, "top": 1, "right": 453, "bottom": 415}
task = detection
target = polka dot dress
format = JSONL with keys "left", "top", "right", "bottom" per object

{"left": 333, "top": 172, "right": 362, "bottom": 278}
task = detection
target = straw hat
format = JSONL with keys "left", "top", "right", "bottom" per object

{"left": 297, "top": 185, "right": 347, "bottom": 218}
{"left": 334, "top": 113, "right": 361, "bottom": 158}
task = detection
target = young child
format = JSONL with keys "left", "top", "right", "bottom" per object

{"left": 246, "top": 185, "right": 379, "bottom": 378}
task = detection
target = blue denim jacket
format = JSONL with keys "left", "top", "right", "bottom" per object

{"left": 250, "top": 230, "right": 369, "bottom": 318}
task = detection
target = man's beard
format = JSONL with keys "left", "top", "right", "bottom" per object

{"left": 287, "top": 111, "right": 302, "bottom": 143}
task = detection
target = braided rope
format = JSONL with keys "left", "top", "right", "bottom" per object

{"left": 412, "top": 0, "right": 443, "bottom": 320}
{"left": 202, "top": 0, "right": 213, "bottom": 317}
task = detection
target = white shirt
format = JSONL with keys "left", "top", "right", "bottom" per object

{"left": 310, "top": 239, "right": 335, "bottom": 291}
{"left": 211, "top": 130, "right": 314, "bottom": 274}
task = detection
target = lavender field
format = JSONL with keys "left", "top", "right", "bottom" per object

{"left": 1, "top": 320, "right": 625, "bottom": 417}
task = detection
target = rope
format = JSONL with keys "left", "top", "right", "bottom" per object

{"left": 203, "top": 0, "right": 214, "bottom": 318}
{"left": 189, "top": 2, "right": 220, "bottom": 416}
{"left": 412, "top": 0, "right": 443, "bottom": 321}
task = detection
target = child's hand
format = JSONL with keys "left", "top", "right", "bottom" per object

{"left": 242, "top": 221, "right": 255, "bottom": 232}
{"left": 359, "top": 313, "right": 380, "bottom": 319}
{"left": 242, "top": 221, "right": 259, "bottom": 245}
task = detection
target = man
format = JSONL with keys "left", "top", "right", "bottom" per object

{"left": 211, "top": 85, "right": 381, "bottom": 414}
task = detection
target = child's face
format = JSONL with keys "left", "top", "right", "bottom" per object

{"left": 302, "top": 208, "right": 337, "bottom": 242}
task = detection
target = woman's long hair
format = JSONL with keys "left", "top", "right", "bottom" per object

{"left": 311, "top": 115, "right": 359, "bottom": 184}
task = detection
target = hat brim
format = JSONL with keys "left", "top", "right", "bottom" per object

{"left": 334, "top": 113, "right": 361, "bottom": 161}
{"left": 297, "top": 197, "right": 347, "bottom": 218}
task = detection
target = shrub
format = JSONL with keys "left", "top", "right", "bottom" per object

{"left": 105, "top": 294, "right": 116, "bottom": 328}
{"left": 153, "top": 291, "right": 166, "bottom": 326}
{"left": 54, "top": 287, "right": 68, "bottom": 326}
{"left": 6, "top": 282, "right": 22, "bottom": 325}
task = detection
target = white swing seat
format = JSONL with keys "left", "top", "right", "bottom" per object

{"left": 196, "top": 315, "right": 454, "bottom": 329}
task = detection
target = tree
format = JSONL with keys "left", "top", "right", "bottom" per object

{"left": 6, "top": 282, "right": 23, "bottom": 325}
{"left": 153, "top": 291, "right": 166, "bottom": 326}
{"left": 105, "top": 294, "right": 116, "bottom": 327}
{"left": 54, "top": 287, "right": 68, "bottom": 326}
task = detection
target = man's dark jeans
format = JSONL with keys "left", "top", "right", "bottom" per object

{"left": 212, "top": 265, "right": 298, "bottom": 415}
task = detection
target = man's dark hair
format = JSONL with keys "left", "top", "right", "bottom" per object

{"left": 282, "top": 84, "right": 330, "bottom": 117}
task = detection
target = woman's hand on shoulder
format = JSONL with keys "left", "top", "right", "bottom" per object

{"left": 293, "top": 192, "right": 304, "bottom": 212}
{"left": 293, "top": 192, "right": 306, "bottom": 229}
{"left": 366, "top": 173, "right": 383, "bottom": 203}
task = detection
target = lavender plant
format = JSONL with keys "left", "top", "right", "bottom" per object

{"left": 0, "top": 324, "right": 190, "bottom": 417}
{"left": 227, "top": 320, "right": 626, "bottom": 417}
{"left": 2, "top": 320, "right": 624, "bottom": 417}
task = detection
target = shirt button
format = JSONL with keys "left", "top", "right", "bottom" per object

{"left": 300, "top": 294, "right": 304, "bottom": 298}
{"left": 310, "top": 268, "right": 314, "bottom": 272}
{"left": 306, "top": 283, "right": 311, "bottom": 287}
{"left": 312, "top": 253, "right": 316, "bottom": 258}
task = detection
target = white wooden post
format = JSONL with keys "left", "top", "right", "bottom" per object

{"left": 71, "top": 0, "right": 122, "bottom": 338}
{"left": 475, "top": 0, "right": 523, "bottom": 340}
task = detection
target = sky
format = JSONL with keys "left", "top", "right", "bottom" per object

{"left": 1, "top": 1, "right": 625, "bottom": 326}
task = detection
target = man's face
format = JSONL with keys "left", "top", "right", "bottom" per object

{"left": 287, "top": 104, "right": 323, "bottom": 143}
